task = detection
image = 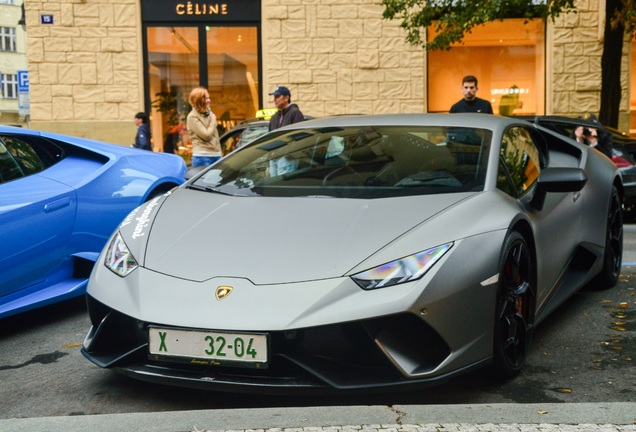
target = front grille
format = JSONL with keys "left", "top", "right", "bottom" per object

{"left": 84, "top": 296, "right": 451, "bottom": 390}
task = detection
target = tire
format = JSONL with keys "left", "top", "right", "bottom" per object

{"left": 492, "top": 231, "right": 536, "bottom": 378}
{"left": 589, "top": 185, "right": 623, "bottom": 289}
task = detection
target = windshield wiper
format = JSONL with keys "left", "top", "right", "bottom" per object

{"left": 186, "top": 184, "right": 235, "bottom": 196}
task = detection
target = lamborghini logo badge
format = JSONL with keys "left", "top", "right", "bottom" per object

{"left": 215, "top": 286, "right": 233, "bottom": 300}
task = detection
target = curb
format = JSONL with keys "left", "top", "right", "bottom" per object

{"left": 1, "top": 403, "right": 635, "bottom": 432}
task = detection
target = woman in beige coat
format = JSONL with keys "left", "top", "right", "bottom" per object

{"left": 187, "top": 87, "right": 221, "bottom": 167}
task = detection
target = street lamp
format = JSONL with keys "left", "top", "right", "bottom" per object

{"left": 17, "top": 3, "right": 26, "bottom": 30}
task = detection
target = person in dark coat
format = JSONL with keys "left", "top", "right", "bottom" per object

{"left": 133, "top": 112, "right": 152, "bottom": 151}
{"left": 579, "top": 113, "right": 613, "bottom": 160}
{"left": 268, "top": 86, "right": 305, "bottom": 131}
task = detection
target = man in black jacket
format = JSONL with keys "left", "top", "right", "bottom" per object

{"left": 133, "top": 112, "right": 152, "bottom": 151}
{"left": 268, "top": 86, "right": 305, "bottom": 131}
{"left": 450, "top": 75, "right": 493, "bottom": 114}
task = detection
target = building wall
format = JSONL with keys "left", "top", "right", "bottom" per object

{"left": 261, "top": 0, "right": 426, "bottom": 116}
{"left": 24, "top": 0, "right": 142, "bottom": 143}
{"left": 550, "top": 0, "right": 631, "bottom": 131}
{"left": 20, "top": 0, "right": 632, "bottom": 142}
{"left": 0, "top": 0, "right": 28, "bottom": 127}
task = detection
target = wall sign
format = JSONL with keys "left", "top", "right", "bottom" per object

{"left": 141, "top": 0, "right": 260, "bottom": 23}
{"left": 17, "top": 70, "right": 30, "bottom": 116}
{"left": 40, "top": 14, "right": 54, "bottom": 24}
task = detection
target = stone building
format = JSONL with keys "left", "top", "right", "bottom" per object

{"left": 8, "top": 0, "right": 636, "bottom": 148}
{"left": 0, "top": 0, "right": 28, "bottom": 126}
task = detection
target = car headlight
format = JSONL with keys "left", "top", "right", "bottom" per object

{"left": 104, "top": 232, "right": 138, "bottom": 277}
{"left": 351, "top": 243, "right": 453, "bottom": 290}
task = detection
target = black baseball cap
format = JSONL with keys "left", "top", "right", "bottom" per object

{"left": 269, "top": 86, "right": 291, "bottom": 97}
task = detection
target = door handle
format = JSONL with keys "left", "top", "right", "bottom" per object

{"left": 44, "top": 197, "right": 71, "bottom": 213}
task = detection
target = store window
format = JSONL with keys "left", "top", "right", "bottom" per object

{"left": 1, "top": 73, "right": 17, "bottom": 98}
{"left": 146, "top": 26, "right": 259, "bottom": 157}
{"left": 427, "top": 19, "right": 545, "bottom": 116}
{"left": 1, "top": 27, "right": 17, "bottom": 52}
{"left": 141, "top": 0, "right": 262, "bottom": 157}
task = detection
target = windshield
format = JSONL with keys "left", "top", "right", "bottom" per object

{"left": 191, "top": 125, "right": 492, "bottom": 198}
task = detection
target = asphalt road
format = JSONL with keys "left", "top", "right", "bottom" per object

{"left": 1, "top": 229, "right": 635, "bottom": 420}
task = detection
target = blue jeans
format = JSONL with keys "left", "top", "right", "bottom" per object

{"left": 191, "top": 156, "right": 220, "bottom": 168}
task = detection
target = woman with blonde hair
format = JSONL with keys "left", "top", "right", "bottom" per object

{"left": 186, "top": 87, "right": 221, "bottom": 167}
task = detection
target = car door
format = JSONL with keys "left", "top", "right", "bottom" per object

{"left": 497, "top": 126, "right": 583, "bottom": 310}
{"left": 0, "top": 135, "right": 77, "bottom": 297}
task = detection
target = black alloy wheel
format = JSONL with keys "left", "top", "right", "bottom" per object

{"left": 492, "top": 231, "right": 535, "bottom": 378}
{"left": 589, "top": 185, "right": 623, "bottom": 288}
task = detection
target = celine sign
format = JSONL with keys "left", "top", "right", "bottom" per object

{"left": 142, "top": 0, "right": 260, "bottom": 22}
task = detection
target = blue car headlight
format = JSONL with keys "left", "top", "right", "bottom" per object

{"left": 351, "top": 243, "right": 453, "bottom": 290}
{"left": 104, "top": 232, "right": 139, "bottom": 277}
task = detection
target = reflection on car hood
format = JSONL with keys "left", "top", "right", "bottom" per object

{"left": 140, "top": 188, "right": 473, "bottom": 284}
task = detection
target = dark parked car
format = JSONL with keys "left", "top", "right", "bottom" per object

{"left": 516, "top": 115, "right": 636, "bottom": 214}
{"left": 220, "top": 119, "right": 270, "bottom": 155}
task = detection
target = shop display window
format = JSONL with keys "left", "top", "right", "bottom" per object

{"left": 427, "top": 19, "right": 545, "bottom": 116}
{"left": 146, "top": 25, "right": 259, "bottom": 156}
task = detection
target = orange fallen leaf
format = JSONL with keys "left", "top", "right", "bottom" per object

{"left": 537, "top": 410, "right": 549, "bottom": 415}
{"left": 61, "top": 343, "right": 82, "bottom": 349}
{"left": 557, "top": 388, "right": 573, "bottom": 393}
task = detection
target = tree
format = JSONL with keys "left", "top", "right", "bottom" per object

{"left": 382, "top": 0, "right": 636, "bottom": 128}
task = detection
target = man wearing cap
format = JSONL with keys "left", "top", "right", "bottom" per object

{"left": 268, "top": 86, "right": 305, "bottom": 131}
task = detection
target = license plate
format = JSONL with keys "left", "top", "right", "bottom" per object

{"left": 148, "top": 327, "right": 268, "bottom": 367}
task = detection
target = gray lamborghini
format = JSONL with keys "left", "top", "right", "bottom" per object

{"left": 82, "top": 114, "right": 623, "bottom": 393}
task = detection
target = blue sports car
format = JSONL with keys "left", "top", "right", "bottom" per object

{"left": 0, "top": 125, "right": 186, "bottom": 318}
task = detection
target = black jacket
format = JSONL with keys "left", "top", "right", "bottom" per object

{"left": 134, "top": 123, "right": 152, "bottom": 151}
{"left": 269, "top": 104, "right": 305, "bottom": 131}
{"left": 450, "top": 98, "right": 494, "bottom": 114}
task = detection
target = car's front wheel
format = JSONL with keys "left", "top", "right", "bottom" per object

{"left": 492, "top": 231, "right": 536, "bottom": 378}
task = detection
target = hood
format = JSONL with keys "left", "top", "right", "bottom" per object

{"left": 132, "top": 188, "right": 474, "bottom": 284}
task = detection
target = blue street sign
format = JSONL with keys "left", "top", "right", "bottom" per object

{"left": 40, "top": 14, "right": 54, "bottom": 24}
{"left": 18, "top": 70, "right": 29, "bottom": 93}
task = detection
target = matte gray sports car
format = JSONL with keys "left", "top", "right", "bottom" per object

{"left": 82, "top": 114, "right": 623, "bottom": 393}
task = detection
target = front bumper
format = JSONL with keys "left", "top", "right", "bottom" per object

{"left": 81, "top": 295, "right": 489, "bottom": 394}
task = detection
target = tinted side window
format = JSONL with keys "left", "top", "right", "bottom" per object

{"left": 498, "top": 127, "right": 541, "bottom": 197}
{"left": 0, "top": 136, "right": 46, "bottom": 183}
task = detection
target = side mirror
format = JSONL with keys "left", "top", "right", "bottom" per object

{"left": 530, "top": 167, "right": 587, "bottom": 211}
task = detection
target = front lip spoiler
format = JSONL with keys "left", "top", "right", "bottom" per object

{"left": 102, "top": 358, "right": 491, "bottom": 395}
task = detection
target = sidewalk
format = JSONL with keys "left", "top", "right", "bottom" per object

{"left": 1, "top": 403, "right": 635, "bottom": 432}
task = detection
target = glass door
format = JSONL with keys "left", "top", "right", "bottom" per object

{"left": 145, "top": 24, "right": 260, "bottom": 158}
{"left": 207, "top": 26, "right": 259, "bottom": 135}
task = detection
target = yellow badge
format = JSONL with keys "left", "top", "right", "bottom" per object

{"left": 215, "top": 286, "right": 233, "bottom": 300}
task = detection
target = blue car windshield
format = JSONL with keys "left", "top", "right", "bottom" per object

{"left": 191, "top": 125, "right": 492, "bottom": 198}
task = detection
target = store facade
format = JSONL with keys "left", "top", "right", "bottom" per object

{"left": 20, "top": 0, "right": 634, "bottom": 149}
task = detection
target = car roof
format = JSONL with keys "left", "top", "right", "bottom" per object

{"left": 282, "top": 113, "right": 524, "bottom": 130}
